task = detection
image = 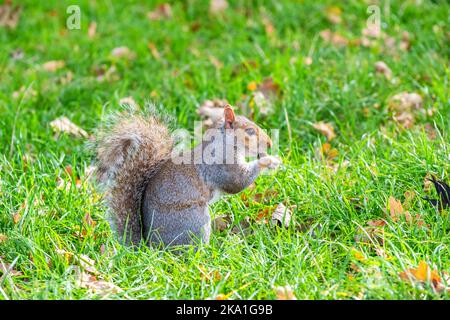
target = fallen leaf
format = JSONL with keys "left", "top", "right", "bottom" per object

{"left": 325, "top": 6, "right": 342, "bottom": 24}
{"left": 94, "top": 65, "right": 120, "bottom": 83}
{"left": 271, "top": 203, "right": 292, "bottom": 228}
{"left": 58, "top": 71, "right": 73, "bottom": 85}
{"left": 0, "top": 259, "right": 23, "bottom": 277}
{"left": 88, "top": 21, "right": 96, "bottom": 38}
{"left": 209, "top": 0, "right": 228, "bottom": 14}
{"left": 262, "top": 16, "right": 275, "bottom": 36}
{"left": 374, "top": 61, "right": 392, "bottom": 80}
{"left": 147, "top": 42, "right": 161, "bottom": 60}
{"left": 12, "top": 212, "right": 21, "bottom": 224}
{"left": 12, "top": 86, "right": 37, "bottom": 100}
{"left": 313, "top": 121, "right": 336, "bottom": 141}
{"left": 209, "top": 55, "right": 223, "bottom": 69}
{"left": 304, "top": 56, "right": 313, "bottom": 65}
{"left": 399, "top": 260, "right": 446, "bottom": 292}
{"left": 247, "top": 81, "right": 257, "bottom": 91}
{"left": 50, "top": 116, "right": 88, "bottom": 138}
{"left": 10, "top": 48, "right": 23, "bottom": 60}
{"left": 274, "top": 285, "right": 297, "bottom": 300}
{"left": 393, "top": 111, "right": 414, "bottom": 129}
{"left": 42, "top": 60, "right": 65, "bottom": 72}
{"left": 399, "top": 31, "right": 411, "bottom": 51}
{"left": 147, "top": 3, "right": 172, "bottom": 20}
{"left": 78, "top": 271, "right": 122, "bottom": 297}
{"left": 367, "top": 219, "right": 387, "bottom": 227}
{"left": 0, "top": 2, "right": 21, "bottom": 29}
{"left": 352, "top": 249, "right": 366, "bottom": 262}
{"left": 319, "top": 29, "right": 348, "bottom": 47}
{"left": 111, "top": 46, "right": 136, "bottom": 60}
{"left": 387, "top": 196, "right": 410, "bottom": 222}
{"left": 198, "top": 265, "right": 221, "bottom": 282}
{"left": 0, "top": 234, "right": 8, "bottom": 243}
{"left": 388, "top": 92, "right": 423, "bottom": 112}
{"left": 83, "top": 212, "right": 97, "bottom": 228}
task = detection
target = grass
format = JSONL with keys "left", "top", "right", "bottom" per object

{"left": 0, "top": 0, "right": 449, "bottom": 299}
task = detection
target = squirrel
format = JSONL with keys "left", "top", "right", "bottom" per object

{"left": 96, "top": 105, "right": 281, "bottom": 248}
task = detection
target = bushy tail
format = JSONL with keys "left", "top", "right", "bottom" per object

{"left": 96, "top": 113, "right": 173, "bottom": 245}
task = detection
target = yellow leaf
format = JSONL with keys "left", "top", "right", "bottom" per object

{"left": 313, "top": 121, "right": 336, "bottom": 141}
{"left": 247, "top": 81, "right": 257, "bottom": 91}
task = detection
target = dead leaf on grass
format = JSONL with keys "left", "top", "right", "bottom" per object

{"left": 399, "top": 260, "right": 449, "bottom": 293}
{"left": 88, "top": 21, "right": 96, "bottom": 38}
{"left": 42, "top": 60, "right": 65, "bottom": 72}
{"left": 274, "top": 285, "right": 297, "bottom": 300}
{"left": 271, "top": 203, "right": 292, "bottom": 228}
{"left": 374, "top": 61, "right": 392, "bottom": 80}
{"left": 0, "top": 2, "right": 21, "bottom": 29}
{"left": 50, "top": 116, "right": 89, "bottom": 138}
{"left": 111, "top": 46, "right": 136, "bottom": 60}
{"left": 319, "top": 29, "right": 349, "bottom": 47}
{"left": 325, "top": 6, "right": 342, "bottom": 24}
{"left": 209, "top": 0, "right": 228, "bottom": 15}
{"left": 147, "top": 3, "right": 172, "bottom": 20}
{"left": 313, "top": 121, "right": 336, "bottom": 141}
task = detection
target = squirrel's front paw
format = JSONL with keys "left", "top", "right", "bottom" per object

{"left": 258, "top": 156, "right": 282, "bottom": 170}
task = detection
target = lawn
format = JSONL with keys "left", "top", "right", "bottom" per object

{"left": 0, "top": 0, "right": 449, "bottom": 300}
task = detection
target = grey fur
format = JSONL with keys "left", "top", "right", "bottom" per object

{"left": 97, "top": 109, "right": 280, "bottom": 248}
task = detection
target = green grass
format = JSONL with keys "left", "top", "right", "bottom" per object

{"left": 1, "top": 0, "right": 449, "bottom": 299}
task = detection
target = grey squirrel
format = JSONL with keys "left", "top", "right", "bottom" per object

{"left": 96, "top": 105, "right": 281, "bottom": 247}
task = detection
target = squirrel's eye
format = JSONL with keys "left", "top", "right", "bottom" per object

{"left": 245, "top": 128, "right": 256, "bottom": 135}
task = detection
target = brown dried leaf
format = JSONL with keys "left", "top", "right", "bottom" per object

{"left": 12, "top": 212, "right": 21, "bottom": 224}
{"left": 388, "top": 92, "right": 423, "bottom": 112}
{"left": 374, "top": 61, "right": 392, "bottom": 80}
{"left": 271, "top": 203, "right": 292, "bottom": 228}
{"left": 209, "top": 55, "right": 223, "bottom": 69}
{"left": 0, "top": 3, "right": 21, "bottom": 29}
{"left": 313, "top": 121, "right": 336, "bottom": 141}
{"left": 319, "top": 29, "right": 348, "bottom": 47}
{"left": 209, "top": 0, "right": 228, "bottom": 14}
{"left": 147, "top": 42, "right": 161, "bottom": 60}
{"left": 78, "top": 271, "right": 122, "bottom": 296}
{"left": 0, "top": 260, "right": 23, "bottom": 277}
{"left": 50, "top": 116, "right": 89, "bottom": 138}
{"left": 147, "top": 3, "right": 172, "bottom": 20}
{"left": 325, "top": 6, "right": 342, "bottom": 24}
{"left": 274, "top": 285, "right": 297, "bottom": 300}
{"left": 387, "top": 196, "right": 405, "bottom": 222}
{"left": 88, "top": 21, "right": 96, "bottom": 38}
{"left": 111, "top": 46, "right": 136, "bottom": 60}
{"left": 0, "top": 234, "right": 8, "bottom": 243}
{"left": 399, "top": 260, "right": 446, "bottom": 292}
{"left": 393, "top": 111, "right": 414, "bottom": 129}
{"left": 83, "top": 212, "right": 97, "bottom": 228}
{"left": 42, "top": 60, "right": 65, "bottom": 72}
{"left": 367, "top": 219, "right": 387, "bottom": 227}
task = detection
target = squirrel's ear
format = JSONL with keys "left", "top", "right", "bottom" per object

{"left": 224, "top": 105, "right": 235, "bottom": 129}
